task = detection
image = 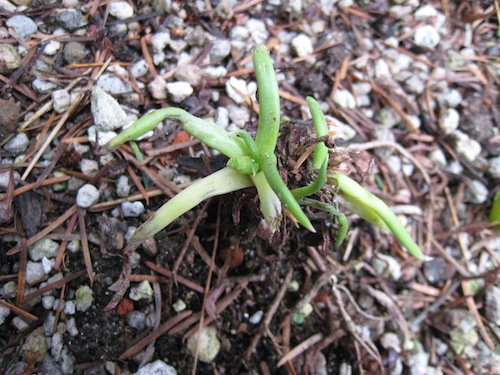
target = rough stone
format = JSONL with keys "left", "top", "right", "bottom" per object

{"left": 52, "top": 89, "right": 71, "bottom": 114}
{"left": 29, "top": 238, "right": 59, "bottom": 261}
{"left": 4, "top": 133, "right": 29, "bottom": 154}
{"left": 6, "top": 15, "right": 38, "bottom": 39}
{"left": 0, "top": 99, "right": 20, "bottom": 139}
{"left": 96, "top": 73, "right": 133, "bottom": 95}
{"left": 166, "top": 81, "right": 193, "bottom": 103}
{"left": 76, "top": 184, "right": 100, "bottom": 208}
{"left": 26, "top": 261, "right": 45, "bottom": 284}
{"left": 291, "top": 34, "right": 314, "bottom": 57}
{"left": 414, "top": 25, "right": 440, "bottom": 48}
{"left": 151, "top": 31, "right": 171, "bottom": 53}
{"left": 116, "top": 175, "right": 130, "bottom": 198}
{"left": 21, "top": 327, "right": 47, "bottom": 363}
{"left": 129, "top": 280, "right": 153, "bottom": 301}
{"left": 333, "top": 89, "right": 356, "bottom": 109}
{"left": 63, "top": 42, "right": 87, "bottom": 65}
{"left": 148, "top": 75, "right": 168, "bottom": 100}
{"left": 121, "top": 201, "right": 145, "bottom": 217}
{"left": 186, "top": 326, "right": 221, "bottom": 363}
{"left": 134, "top": 360, "right": 177, "bottom": 375}
{"left": 32, "top": 78, "right": 57, "bottom": 94}
{"left": 75, "top": 285, "right": 93, "bottom": 312}
{"left": 56, "top": 9, "right": 83, "bottom": 31}
{"left": 174, "top": 64, "right": 204, "bottom": 87}
{"left": 210, "top": 40, "right": 232, "bottom": 63}
{"left": 441, "top": 108, "right": 460, "bottom": 134}
{"left": 110, "top": 1, "right": 134, "bottom": 19}
{"left": 91, "top": 86, "right": 127, "bottom": 131}
{"left": 464, "top": 180, "right": 488, "bottom": 204}
{"left": 0, "top": 44, "right": 22, "bottom": 74}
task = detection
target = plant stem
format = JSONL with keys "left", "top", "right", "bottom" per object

{"left": 104, "top": 108, "right": 247, "bottom": 159}
{"left": 123, "top": 167, "right": 253, "bottom": 253}
{"left": 328, "top": 171, "right": 424, "bottom": 259}
{"left": 262, "top": 153, "right": 315, "bottom": 232}
{"left": 253, "top": 45, "right": 280, "bottom": 156}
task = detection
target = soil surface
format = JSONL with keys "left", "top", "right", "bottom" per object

{"left": 1, "top": 1, "right": 499, "bottom": 375}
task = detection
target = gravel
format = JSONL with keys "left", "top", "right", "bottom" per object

{"left": 0, "top": 1, "right": 498, "bottom": 374}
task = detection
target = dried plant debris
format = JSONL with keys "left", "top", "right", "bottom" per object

{"left": 0, "top": 1, "right": 499, "bottom": 374}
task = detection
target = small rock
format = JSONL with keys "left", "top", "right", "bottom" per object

{"left": 134, "top": 360, "right": 177, "bottom": 375}
{"left": 439, "top": 88, "right": 462, "bottom": 108}
{"left": 230, "top": 25, "right": 249, "bottom": 41}
{"left": 376, "top": 107, "right": 401, "bottom": 127}
{"left": 80, "top": 158, "right": 99, "bottom": 176}
{"left": 75, "top": 285, "right": 93, "bottom": 312}
{"left": 225, "top": 76, "right": 249, "bottom": 104}
{"left": 66, "top": 317, "right": 78, "bottom": 336}
{"left": 374, "top": 59, "right": 391, "bottom": 78}
{"left": 26, "top": 261, "right": 45, "bottom": 284}
{"left": 56, "top": 9, "right": 83, "bottom": 31}
{"left": 451, "top": 130, "right": 481, "bottom": 163}
{"left": 0, "top": 99, "right": 20, "bottom": 139}
{"left": 87, "top": 126, "right": 118, "bottom": 147}
{"left": 129, "top": 280, "right": 153, "bottom": 301}
{"left": 51, "top": 332, "right": 64, "bottom": 361}
{"left": 0, "top": 170, "right": 20, "bottom": 191}
{"left": 0, "top": 44, "right": 22, "bottom": 74}
{"left": 96, "top": 73, "right": 133, "bottom": 95}
{"left": 414, "top": 25, "right": 440, "bottom": 48}
{"left": 245, "top": 18, "right": 269, "bottom": 44}
{"left": 488, "top": 156, "right": 500, "bottom": 178}
{"left": 127, "top": 311, "right": 146, "bottom": 330}
{"left": 486, "top": 286, "right": 500, "bottom": 326}
{"left": 63, "top": 42, "right": 87, "bottom": 65}
{"left": 186, "top": 326, "right": 221, "bottom": 363}
{"left": 380, "top": 332, "right": 401, "bottom": 353}
{"left": 148, "top": 75, "right": 168, "bottom": 100}
{"left": 131, "top": 59, "right": 149, "bottom": 78}
{"left": 249, "top": 310, "right": 263, "bottom": 324}
{"left": 43, "top": 40, "right": 61, "bottom": 56}
{"left": 42, "top": 295, "right": 55, "bottom": 310}
{"left": 441, "top": 108, "right": 459, "bottom": 134}
{"left": 414, "top": 4, "right": 438, "bottom": 20}
{"left": 29, "top": 238, "right": 59, "bottom": 261}
{"left": 173, "top": 299, "right": 187, "bottom": 312}
{"left": 464, "top": 180, "right": 488, "bottom": 204}
{"left": 210, "top": 40, "right": 232, "bottom": 63}
{"left": 404, "top": 75, "right": 425, "bottom": 94}
{"left": 32, "top": 78, "right": 57, "bottom": 94}
{"left": 166, "top": 81, "right": 193, "bottom": 103}
{"left": 6, "top": 15, "right": 38, "bottom": 39}
{"left": 110, "top": 1, "right": 134, "bottom": 19}
{"left": 76, "top": 184, "right": 100, "bottom": 208}
{"left": 0, "top": 304, "right": 11, "bottom": 325}
{"left": 174, "top": 64, "right": 204, "bottom": 87}
{"left": 116, "top": 176, "right": 130, "bottom": 198}
{"left": 291, "top": 34, "right": 314, "bottom": 57}
{"left": 423, "top": 257, "right": 455, "bottom": 283}
{"left": 52, "top": 90, "right": 71, "bottom": 114}
{"left": 12, "top": 316, "right": 30, "bottom": 331}
{"left": 215, "top": 107, "right": 229, "bottom": 129}
{"left": 91, "top": 87, "right": 127, "bottom": 131}
{"left": 151, "top": 31, "right": 171, "bottom": 54}
{"left": 64, "top": 300, "right": 76, "bottom": 315}
{"left": 333, "top": 89, "right": 356, "bottom": 109}
{"left": 21, "top": 327, "right": 47, "bottom": 363}
{"left": 227, "top": 105, "right": 250, "bottom": 127}
{"left": 4, "top": 133, "right": 29, "bottom": 154}
{"left": 121, "top": 201, "right": 145, "bottom": 217}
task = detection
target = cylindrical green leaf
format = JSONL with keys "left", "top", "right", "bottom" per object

{"left": 306, "top": 97, "right": 329, "bottom": 171}
{"left": 253, "top": 45, "right": 280, "bottom": 156}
